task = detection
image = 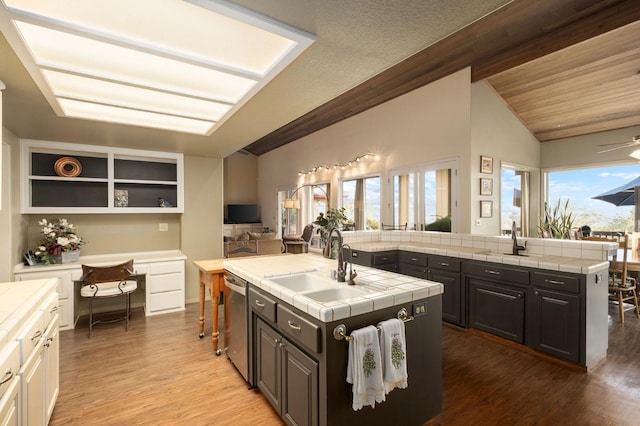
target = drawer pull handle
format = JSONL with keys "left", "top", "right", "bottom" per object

{"left": 544, "top": 279, "right": 565, "bottom": 285}
{"left": 254, "top": 300, "right": 265, "bottom": 308}
{"left": 410, "top": 257, "right": 418, "bottom": 261}
{"left": 30, "top": 330, "right": 42, "bottom": 341}
{"left": 1, "top": 369, "right": 13, "bottom": 385}
{"left": 50, "top": 306, "right": 58, "bottom": 313}
{"left": 439, "top": 262, "right": 450, "bottom": 267}
{"left": 287, "top": 321, "right": 302, "bottom": 332}
{"left": 485, "top": 270, "right": 501, "bottom": 275}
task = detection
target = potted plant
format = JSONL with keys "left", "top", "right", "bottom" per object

{"left": 538, "top": 199, "right": 575, "bottom": 239}
{"left": 314, "top": 207, "right": 349, "bottom": 258}
{"left": 34, "top": 218, "right": 85, "bottom": 264}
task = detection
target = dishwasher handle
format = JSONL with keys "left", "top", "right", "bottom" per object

{"left": 224, "top": 275, "right": 247, "bottom": 296}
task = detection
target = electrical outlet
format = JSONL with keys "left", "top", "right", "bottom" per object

{"left": 159, "top": 223, "right": 168, "bottom": 232}
{"left": 413, "top": 302, "right": 427, "bottom": 317}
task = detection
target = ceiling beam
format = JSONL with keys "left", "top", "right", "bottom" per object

{"left": 243, "top": 0, "right": 639, "bottom": 156}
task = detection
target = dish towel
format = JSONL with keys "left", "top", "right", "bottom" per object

{"left": 378, "top": 318, "right": 408, "bottom": 394}
{"left": 346, "top": 325, "right": 385, "bottom": 410}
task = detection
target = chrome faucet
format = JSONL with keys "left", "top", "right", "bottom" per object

{"left": 512, "top": 220, "right": 526, "bottom": 255}
{"left": 340, "top": 243, "right": 358, "bottom": 285}
{"left": 326, "top": 228, "right": 345, "bottom": 282}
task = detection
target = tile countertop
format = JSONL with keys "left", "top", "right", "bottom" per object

{"left": 345, "top": 241, "right": 611, "bottom": 275}
{"left": 0, "top": 278, "right": 58, "bottom": 347}
{"left": 222, "top": 254, "right": 444, "bottom": 323}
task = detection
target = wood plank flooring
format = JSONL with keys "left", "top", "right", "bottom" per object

{"left": 50, "top": 302, "right": 640, "bottom": 425}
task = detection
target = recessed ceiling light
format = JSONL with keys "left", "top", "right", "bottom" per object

{"left": 0, "top": 0, "right": 315, "bottom": 135}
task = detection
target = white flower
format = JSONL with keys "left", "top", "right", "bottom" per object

{"left": 38, "top": 246, "right": 46, "bottom": 251}
{"left": 57, "top": 237, "right": 70, "bottom": 247}
{"left": 38, "top": 219, "right": 48, "bottom": 226}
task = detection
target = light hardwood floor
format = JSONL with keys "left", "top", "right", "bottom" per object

{"left": 50, "top": 302, "right": 640, "bottom": 425}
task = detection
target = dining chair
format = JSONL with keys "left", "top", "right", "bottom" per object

{"left": 608, "top": 234, "right": 640, "bottom": 324}
{"left": 79, "top": 259, "right": 137, "bottom": 337}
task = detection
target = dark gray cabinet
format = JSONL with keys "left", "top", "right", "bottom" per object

{"left": 428, "top": 255, "right": 463, "bottom": 326}
{"left": 345, "top": 248, "right": 398, "bottom": 271}
{"left": 399, "top": 251, "right": 428, "bottom": 278}
{"left": 468, "top": 279, "right": 526, "bottom": 343}
{"left": 256, "top": 317, "right": 319, "bottom": 426}
{"left": 528, "top": 272, "right": 581, "bottom": 363}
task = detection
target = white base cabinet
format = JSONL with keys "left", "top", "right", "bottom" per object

{"left": 14, "top": 251, "right": 186, "bottom": 327}
{"left": 0, "top": 342, "right": 21, "bottom": 426}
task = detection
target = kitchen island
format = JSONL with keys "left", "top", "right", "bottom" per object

{"left": 223, "top": 254, "right": 444, "bottom": 426}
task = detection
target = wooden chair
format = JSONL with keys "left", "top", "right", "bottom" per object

{"left": 79, "top": 259, "right": 137, "bottom": 337}
{"left": 608, "top": 234, "right": 640, "bottom": 324}
{"left": 381, "top": 223, "right": 407, "bottom": 231}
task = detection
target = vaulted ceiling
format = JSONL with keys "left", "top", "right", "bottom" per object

{"left": 1, "top": 0, "right": 639, "bottom": 158}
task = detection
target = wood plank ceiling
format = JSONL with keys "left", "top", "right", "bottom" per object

{"left": 243, "top": 0, "right": 640, "bottom": 156}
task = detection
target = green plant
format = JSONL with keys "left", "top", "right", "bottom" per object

{"left": 538, "top": 199, "right": 575, "bottom": 239}
{"left": 424, "top": 216, "right": 451, "bottom": 232}
{"left": 313, "top": 207, "right": 349, "bottom": 243}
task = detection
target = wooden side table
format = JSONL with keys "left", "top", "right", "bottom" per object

{"left": 193, "top": 259, "right": 227, "bottom": 355}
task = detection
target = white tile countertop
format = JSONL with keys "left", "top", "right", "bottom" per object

{"left": 0, "top": 278, "right": 58, "bottom": 346}
{"left": 342, "top": 231, "right": 614, "bottom": 275}
{"left": 223, "top": 254, "right": 443, "bottom": 323}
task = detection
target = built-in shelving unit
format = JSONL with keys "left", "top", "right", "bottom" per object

{"left": 21, "top": 139, "right": 184, "bottom": 213}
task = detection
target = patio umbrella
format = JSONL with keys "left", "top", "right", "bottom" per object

{"left": 592, "top": 176, "right": 640, "bottom": 206}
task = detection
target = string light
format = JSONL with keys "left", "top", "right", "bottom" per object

{"left": 297, "top": 153, "right": 379, "bottom": 176}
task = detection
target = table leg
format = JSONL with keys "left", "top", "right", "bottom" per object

{"left": 211, "top": 272, "right": 222, "bottom": 356}
{"left": 198, "top": 272, "right": 206, "bottom": 338}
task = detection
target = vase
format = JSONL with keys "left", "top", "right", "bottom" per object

{"left": 60, "top": 250, "right": 81, "bottom": 264}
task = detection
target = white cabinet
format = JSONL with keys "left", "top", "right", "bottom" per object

{"left": 144, "top": 261, "right": 186, "bottom": 316}
{"left": 21, "top": 139, "right": 184, "bottom": 214}
{"left": 14, "top": 270, "right": 77, "bottom": 331}
{"left": 0, "top": 342, "right": 21, "bottom": 426}
{"left": 43, "top": 318, "right": 59, "bottom": 423}
{"left": 14, "top": 252, "right": 186, "bottom": 325}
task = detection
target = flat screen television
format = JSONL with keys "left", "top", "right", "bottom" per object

{"left": 226, "top": 204, "right": 259, "bottom": 223}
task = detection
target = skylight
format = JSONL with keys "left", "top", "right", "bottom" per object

{"left": 0, "top": 0, "right": 315, "bottom": 135}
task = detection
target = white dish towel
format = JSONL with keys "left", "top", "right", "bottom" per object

{"left": 378, "top": 318, "right": 408, "bottom": 393}
{"left": 346, "top": 325, "right": 385, "bottom": 410}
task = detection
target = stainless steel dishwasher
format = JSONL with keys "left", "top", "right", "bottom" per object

{"left": 224, "top": 271, "right": 249, "bottom": 382}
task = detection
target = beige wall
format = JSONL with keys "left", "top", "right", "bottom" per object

{"left": 224, "top": 151, "right": 259, "bottom": 206}
{"left": 258, "top": 68, "right": 474, "bottom": 232}
{"left": 470, "top": 81, "right": 541, "bottom": 235}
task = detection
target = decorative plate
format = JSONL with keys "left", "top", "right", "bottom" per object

{"left": 54, "top": 156, "right": 82, "bottom": 177}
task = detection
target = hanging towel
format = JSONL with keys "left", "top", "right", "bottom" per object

{"left": 378, "top": 318, "right": 408, "bottom": 393}
{"left": 346, "top": 325, "right": 385, "bottom": 410}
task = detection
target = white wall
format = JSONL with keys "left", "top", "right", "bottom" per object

{"left": 470, "top": 81, "right": 541, "bottom": 235}
{"left": 258, "top": 68, "right": 473, "bottom": 232}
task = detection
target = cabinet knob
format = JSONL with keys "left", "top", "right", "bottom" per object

{"left": 535, "top": 290, "right": 540, "bottom": 296}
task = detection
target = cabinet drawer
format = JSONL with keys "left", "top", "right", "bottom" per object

{"left": 277, "top": 305, "right": 321, "bottom": 354}
{"left": 148, "top": 291, "right": 183, "bottom": 313}
{"left": 149, "top": 273, "right": 182, "bottom": 293}
{"left": 147, "top": 260, "right": 184, "bottom": 275}
{"left": 0, "top": 341, "right": 20, "bottom": 400}
{"left": 39, "top": 293, "right": 59, "bottom": 327}
{"left": 399, "top": 263, "right": 427, "bottom": 279}
{"left": 16, "top": 310, "right": 44, "bottom": 363}
{"left": 249, "top": 287, "right": 277, "bottom": 323}
{"left": 463, "top": 262, "right": 529, "bottom": 286}
{"left": 373, "top": 251, "right": 398, "bottom": 266}
{"left": 399, "top": 251, "right": 427, "bottom": 266}
{"left": 345, "top": 249, "right": 372, "bottom": 267}
{"left": 532, "top": 272, "right": 581, "bottom": 294}
{"left": 429, "top": 255, "right": 461, "bottom": 273}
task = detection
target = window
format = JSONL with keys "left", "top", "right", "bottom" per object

{"left": 390, "top": 159, "right": 457, "bottom": 231}
{"left": 341, "top": 176, "right": 380, "bottom": 230}
{"left": 501, "top": 164, "right": 533, "bottom": 237}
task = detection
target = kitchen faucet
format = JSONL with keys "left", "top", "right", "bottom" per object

{"left": 512, "top": 220, "right": 526, "bottom": 255}
{"left": 340, "top": 243, "right": 358, "bottom": 285}
{"left": 326, "top": 228, "right": 346, "bottom": 282}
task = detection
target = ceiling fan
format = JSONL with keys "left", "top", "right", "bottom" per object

{"left": 597, "top": 135, "right": 640, "bottom": 154}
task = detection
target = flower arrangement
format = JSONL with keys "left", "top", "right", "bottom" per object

{"left": 35, "top": 218, "right": 85, "bottom": 264}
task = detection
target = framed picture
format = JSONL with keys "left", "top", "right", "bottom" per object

{"left": 480, "top": 178, "right": 493, "bottom": 196}
{"left": 480, "top": 200, "right": 493, "bottom": 218}
{"left": 480, "top": 155, "right": 493, "bottom": 174}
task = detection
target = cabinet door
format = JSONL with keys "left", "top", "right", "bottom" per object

{"left": 529, "top": 289, "right": 580, "bottom": 362}
{"left": 468, "top": 279, "right": 525, "bottom": 343}
{"left": 431, "top": 269, "right": 463, "bottom": 326}
{"left": 281, "top": 339, "right": 318, "bottom": 426}
{"left": 0, "top": 376, "right": 20, "bottom": 426}
{"left": 44, "top": 318, "right": 60, "bottom": 423}
{"left": 256, "top": 318, "right": 281, "bottom": 413}
{"left": 19, "top": 339, "right": 45, "bottom": 426}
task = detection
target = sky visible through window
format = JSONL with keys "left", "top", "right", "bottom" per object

{"left": 547, "top": 164, "right": 640, "bottom": 232}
